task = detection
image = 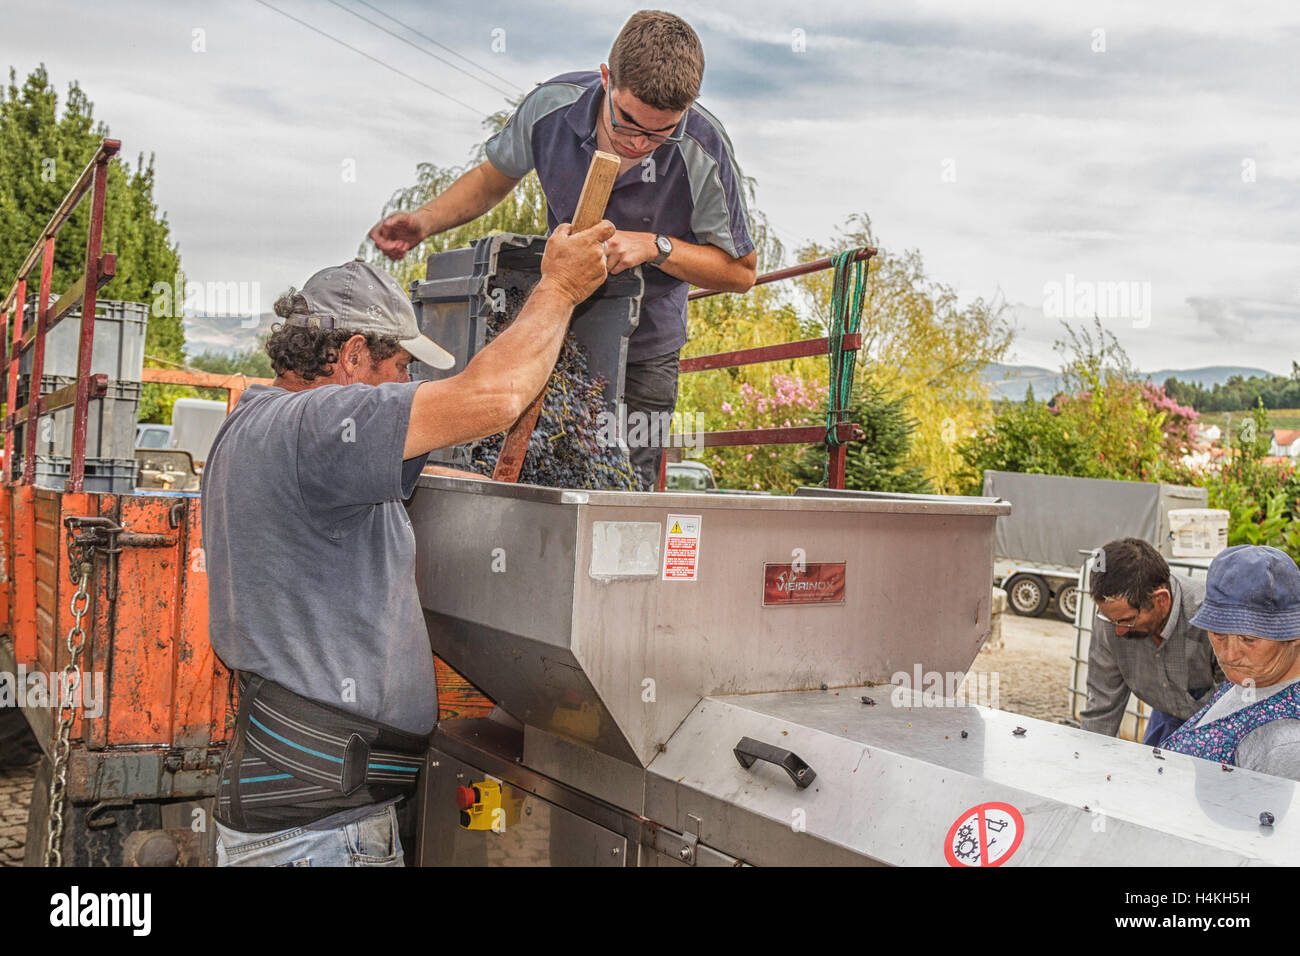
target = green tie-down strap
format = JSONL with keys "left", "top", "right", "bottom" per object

{"left": 822, "top": 249, "right": 871, "bottom": 481}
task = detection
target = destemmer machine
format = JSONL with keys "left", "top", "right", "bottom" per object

{"left": 411, "top": 477, "right": 1300, "bottom": 866}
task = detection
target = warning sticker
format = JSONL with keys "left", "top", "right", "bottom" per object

{"left": 943, "top": 802, "right": 1024, "bottom": 867}
{"left": 662, "top": 514, "right": 702, "bottom": 581}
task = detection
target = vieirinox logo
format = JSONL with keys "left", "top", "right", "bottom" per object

{"left": 762, "top": 562, "right": 846, "bottom": 606}
{"left": 49, "top": 886, "right": 151, "bottom": 936}
{"left": 773, "top": 571, "right": 832, "bottom": 593}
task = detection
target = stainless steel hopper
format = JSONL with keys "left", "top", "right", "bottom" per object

{"left": 411, "top": 476, "right": 1009, "bottom": 768}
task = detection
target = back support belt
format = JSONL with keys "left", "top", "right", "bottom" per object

{"left": 235, "top": 673, "right": 426, "bottom": 796}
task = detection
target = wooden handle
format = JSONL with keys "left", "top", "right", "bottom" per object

{"left": 571, "top": 150, "right": 620, "bottom": 231}
{"left": 491, "top": 390, "right": 545, "bottom": 482}
{"left": 492, "top": 151, "right": 620, "bottom": 484}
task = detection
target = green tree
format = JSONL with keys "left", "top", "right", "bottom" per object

{"left": 190, "top": 342, "right": 274, "bottom": 380}
{"left": 956, "top": 385, "right": 1096, "bottom": 492}
{"left": 1201, "top": 400, "right": 1300, "bottom": 562}
{"left": 1050, "top": 319, "right": 1165, "bottom": 481}
{"left": 0, "top": 64, "right": 185, "bottom": 423}
{"left": 678, "top": 281, "right": 827, "bottom": 490}
{"left": 956, "top": 320, "right": 1194, "bottom": 491}
{"left": 791, "top": 374, "right": 930, "bottom": 493}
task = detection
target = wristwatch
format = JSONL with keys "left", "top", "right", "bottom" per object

{"left": 650, "top": 234, "right": 673, "bottom": 266}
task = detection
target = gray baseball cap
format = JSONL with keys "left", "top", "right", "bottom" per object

{"left": 283, "top": 259, "right": 455, "bottom": 370}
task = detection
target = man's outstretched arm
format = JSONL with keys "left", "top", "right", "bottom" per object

{"left": 369, "top": 161, "right": 521, "bottom": 260}
{"left": 402, "top": 220, "right": 616, "bottom": 458}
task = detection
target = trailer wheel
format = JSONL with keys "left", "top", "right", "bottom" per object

{"left": 1004, "top": 574, "right": 1050, "bottom": 617}
{"left": 0, "top": 707, "right": 41, "bottom": 768}
{"left": 1054, "top": 584, "right": 1080, "bottom": 623}
{"left": 24, "top": 754, "right": 163, "bottom": 867}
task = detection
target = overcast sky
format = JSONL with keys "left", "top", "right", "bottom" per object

{"left": 5, "top": 0, "right": 1297, "bottom": 375}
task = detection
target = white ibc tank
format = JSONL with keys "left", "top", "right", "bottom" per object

{"left": 1167, "top": 508, "right": 1229, "bottom": 558}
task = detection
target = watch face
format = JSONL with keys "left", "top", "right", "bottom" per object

{"left": 656, "top": 236, "right": 672, "bottom": 256}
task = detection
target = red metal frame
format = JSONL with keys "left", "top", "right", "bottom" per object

{"left": 687, "top": 248, "right": 875, "bottom": 301}
{"left": 662, "top": 248, "right": 877, "bottom": 491}
{"left": 139, "top": 367, "right": 272, "bottom": 414}
{"left": 1, "top": 139, "right": 120, "bottom": 492}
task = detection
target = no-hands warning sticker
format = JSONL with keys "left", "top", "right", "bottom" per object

{"left": 944, "top": 802, "right": 1024, "bottom": 867}
{"left": 662, "top": 514, "right": 701, "bottom": 581}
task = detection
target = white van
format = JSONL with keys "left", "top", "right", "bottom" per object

{"left": 169, "top": 398, "right": 228, "bottom": 466}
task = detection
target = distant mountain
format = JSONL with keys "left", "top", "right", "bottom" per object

{"left": 182, "top": 313, "right": 276, "bottom": 357}
{"left": 982, "top": 364, "right": 1273, "bottom": 401}
{"left": 981, "top": 364, "right": 1063, "bottom": 401}
{"left": 1145, "top": 367, "right": 1275, "bottom": 388}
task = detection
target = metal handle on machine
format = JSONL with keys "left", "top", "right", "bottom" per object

{"left": 733, "top": 736, "right": 817, "bottom": 789}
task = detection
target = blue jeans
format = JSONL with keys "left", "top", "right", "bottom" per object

{"left": 1143, "top": 708, "right": 1184, "bottom": 747}
{"left": 215, "top": 804, "right": 404, "bottom": 867}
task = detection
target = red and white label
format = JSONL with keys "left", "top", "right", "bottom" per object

{"left": 944, "top": 802, "right": 1024, "bottom": 867}
{"left": 662, "top": 514, "right": 701, "bottom": 581}
{"left": 762, "top": 562, "right": 847, "bottom": 606}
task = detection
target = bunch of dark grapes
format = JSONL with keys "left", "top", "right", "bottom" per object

{"left": 466, "top": 284, "right": 642, "bottom": 490}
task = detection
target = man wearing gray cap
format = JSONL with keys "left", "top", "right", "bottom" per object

{"left": 202, "top": 220, "right": 614, "bottom": 865}
{"left": 1164, "top": 545, "right": 1300, "bottom": 780}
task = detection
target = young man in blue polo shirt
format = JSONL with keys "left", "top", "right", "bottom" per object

{"left": 370, "top": 10, "right": 756, "bottom": 488}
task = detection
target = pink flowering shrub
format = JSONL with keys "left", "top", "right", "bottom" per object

{"left": 702, "top": 374, "right": 828, "bottom": 492}
{"left": 1141, "top": 383, "right": 1199, "bottom": 451}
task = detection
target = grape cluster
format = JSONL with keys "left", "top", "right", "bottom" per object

{"left": 466, "top": 284, "right": 642, "bottom": 490}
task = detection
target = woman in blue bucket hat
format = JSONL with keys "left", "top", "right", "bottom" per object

{"left": 1163, "top": 545, "right": 1300, "bottom": 779}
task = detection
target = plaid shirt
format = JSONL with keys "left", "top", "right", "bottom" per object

{"left": 1081, "top": 574, "right": 1224, "bottom": 736}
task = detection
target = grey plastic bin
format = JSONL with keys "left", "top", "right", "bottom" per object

{"left": 408, "top": 233, "right": 642, "bottom": 467}
{"left": 25, "top": 456, "right": 137, "bottom": 494}
{"left": 16, "top": 374, "right": 141, "bottom": 461}
{"left": 18, "top": 299, "right": 148, "bottom": 382}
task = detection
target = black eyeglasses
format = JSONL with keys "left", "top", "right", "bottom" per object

{"left": 606, "top": 90, "right": 685, "bottom": 146}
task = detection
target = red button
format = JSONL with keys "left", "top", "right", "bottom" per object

{"left": 455, "top": 785, "right": 477, "bottom": 810}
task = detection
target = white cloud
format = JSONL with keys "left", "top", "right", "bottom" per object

{"left": 3, "top": 0, "right": 1296, "bottom": 375}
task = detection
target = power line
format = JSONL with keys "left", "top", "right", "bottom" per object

{"left": 252, "top": 0, "right": 486, "bottom": 117}
{"left": 324, "top": 0, "right": 518, "bottom": 100}
{"left": 352, "top": 0, "right": 525, "bottom": 95}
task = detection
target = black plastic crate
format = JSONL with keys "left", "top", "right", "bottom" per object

{"left": 408, "top": 233, "right": 642, "bottom": 467}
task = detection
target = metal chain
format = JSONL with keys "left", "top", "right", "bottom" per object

{"left": 45, "top": 561, "right": 91, "bottom": 867}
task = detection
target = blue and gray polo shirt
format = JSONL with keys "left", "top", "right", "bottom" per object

{"left": 485, "top": 71, "right": 755, "bottom": 364}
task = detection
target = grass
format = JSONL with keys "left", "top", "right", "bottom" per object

{"left": 1197, "top": 409, "right": 1300, "bottom": 432}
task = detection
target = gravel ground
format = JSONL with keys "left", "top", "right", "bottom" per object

{"left": 970, "top": 611, "right": 1080, "bottom": 724}
{"left": 0, "top": 763, "right": 34, "bottom": 867}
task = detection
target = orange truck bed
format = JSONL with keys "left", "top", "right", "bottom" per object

{"left": 1, "top": 486, "right": 232, "bottom": 793}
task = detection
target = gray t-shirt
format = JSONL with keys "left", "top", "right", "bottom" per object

{"left": 1187, "top": 677, "right": 1300, "bottom": 781}
{"left": 202, "top": 382, "right": 434, "bottom": 735}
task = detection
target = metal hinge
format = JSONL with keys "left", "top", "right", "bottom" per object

{"left": 651, "top": 812, "right": 702, "bottom": 866}
{"left": 64, "top": 515, "right": 176, "bottom": 599}
{"left": 162, "top": 747, "right": 214, "bottom": 773}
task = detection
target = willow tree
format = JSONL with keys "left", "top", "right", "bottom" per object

{"left": 792, "top": 214, "right": 1014, "bottom": 493}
